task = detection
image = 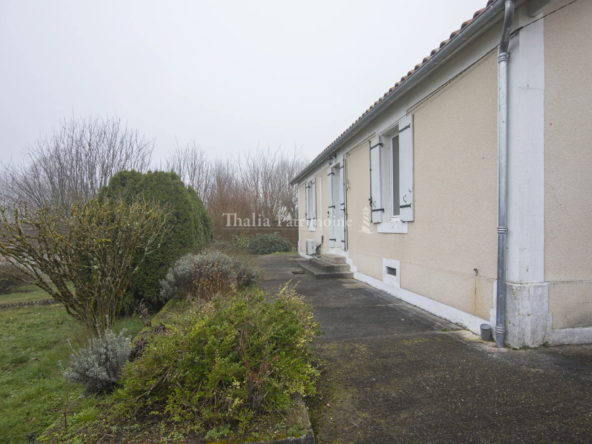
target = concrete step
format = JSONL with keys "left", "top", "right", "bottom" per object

{"left": 321, "top": 254, "right": 347, "bottom": 265}
{"left": 310, "top": 258, "right": 351, "bottom": 273}
{"left": 295, "top": 259, "right": 354, "bottom": 280}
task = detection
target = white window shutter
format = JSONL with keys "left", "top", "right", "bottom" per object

{"left": 370, "top": 141, "right": 383, "bottom": 223}
{"left": 399, "top": 114, "right": 414, "bottom": 222}
{"left": 304, "top": 184, "right": 309, "bottom": 227}
{"left": 327, "top": 169, "right": 335, "bottom": 248}
{"left": 311, "top": 181, "right": 316, "bottom": 227}
{"left": 304, "top": 182, "right": 308, "bottom": 226}
{"left": 341, "top": 159, "right": 347, "bottom": 250}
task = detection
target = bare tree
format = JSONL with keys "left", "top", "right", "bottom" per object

{"left": 236, "top": 147, "right": 307, "bottom": 220}
{"left": 163, "top": 141, "right": 212, "bottom": 205}
{"left": 2, "top": 116, "right": 153, "bottom": 210}
{"left": 203, "top": 147, "right": 307, "bottom": 233}
{"left": 205, "top": 158, "right": 247, "bottom": 233}
{"left": 0, "top": 172, "right": 10, "bottom": 210}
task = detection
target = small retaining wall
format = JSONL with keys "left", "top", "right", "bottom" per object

{"left": 0, "top": 299, "right": 55, "bottom": 309}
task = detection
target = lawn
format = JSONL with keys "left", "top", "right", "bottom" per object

{"left": 0, "top": 288, "right": 144, "bottom": 444}
{"left": 0, "top": 284, "right": 52, "bottom": 305}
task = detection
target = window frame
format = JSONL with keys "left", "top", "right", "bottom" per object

{"left": 374, "top": 122, "right": 409, "bottom": 234}
{"left": 390, "top": 134, "right": 400, "bottom": 218}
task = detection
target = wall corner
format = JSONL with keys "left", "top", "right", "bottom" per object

{"left": 505, "top": 282, "right": 550, "bottom": 348}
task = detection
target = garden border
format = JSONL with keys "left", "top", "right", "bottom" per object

{"left": 0, "top": 299, "right": 55, "bottom": 309}
{"left": 242, "top": 395, "right": 315, "bottom": 444}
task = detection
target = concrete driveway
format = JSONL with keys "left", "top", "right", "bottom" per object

{"left": 258, "top": 255, "right": 592, "bottom": 444}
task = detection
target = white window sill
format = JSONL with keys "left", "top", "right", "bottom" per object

{"left": 377, "top": 217, "right": 408, "bottom": 234}
{"left": 306, "top": 222, "right": 317, "bottom": 232}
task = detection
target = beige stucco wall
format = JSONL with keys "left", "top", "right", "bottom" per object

{"left": 346, "top": 51, "right": 499, "bottom": 321}
{"left": 544, "top": 0, "right": 592, "bottom": 329}
{"left": 298, "top": 172, "right": 330, "bottom": 255}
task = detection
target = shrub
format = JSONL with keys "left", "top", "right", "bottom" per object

{"left": 0, "top": 199, "right": 167, "bottom": 333}
{"left": 208, "top": 237, "right": 249, "bottom": 255}
{"left": 208, "top": 238, "right": 236, "bottom": 254}
{"left": 234, "top": 259, "right": 261, "bottom": 288}
{"left": 159, "top": 251, "right": 260, "bottom": 301}
{"left": 63, "top": 329, "right": 132, "bottom": 393}
{"left": 232, "top": 234, "right": 250, "bottom": 251}
{"left": 111, "top": 287, "right": 321, "bottom": 434}
{"left": 98, "top": 171, "right": 213, "bottom": 308}
{"left": 248, "top": 233, "right": 293, "bottom": 255}
{"left": 0, "top": 262, "right": 29, "bottom": 295}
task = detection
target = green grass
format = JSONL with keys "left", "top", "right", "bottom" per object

{"left": 0, "top": 284, "right": 52, "bottom": 305}
{"left": 0, "top": 304, "right": 144, "bottom": 444}
{"left": 46, "top": 294, "right": 317, "bottom": 443}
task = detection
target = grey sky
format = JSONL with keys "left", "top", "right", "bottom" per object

{"left": 0, "top": 0, "right": 486, "bottom": 166}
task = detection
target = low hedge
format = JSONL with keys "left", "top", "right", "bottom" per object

{"left": 110, "top": 287, "right": 321, "bottom": 436}
{"left": 248, "top": 233, "right": 293, "bottom": 255}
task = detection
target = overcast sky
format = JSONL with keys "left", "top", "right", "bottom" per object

{"left": 0, "top": 0, "right": 486, "bottom": 167}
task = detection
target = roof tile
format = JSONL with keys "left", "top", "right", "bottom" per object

{"left": 305, "top": 1, "right": 495, "bottom": 171}
{"left": 474, "top": 7, "right": 486, "bottom": 18}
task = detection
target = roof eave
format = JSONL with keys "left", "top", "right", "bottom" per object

{"left": 290, "top": 0, "right": 508, "bottom": 186}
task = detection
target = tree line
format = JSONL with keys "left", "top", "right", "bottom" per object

{"left": 0, "top": 116, "right": 308, "bottom": 233}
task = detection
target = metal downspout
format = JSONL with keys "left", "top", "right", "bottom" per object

{"left": 495, "top": 0, "right": 515, "bottom": 348}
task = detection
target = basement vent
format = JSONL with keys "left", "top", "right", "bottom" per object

{"left": 386, "top": 266, "right": 397, "bottom": 277}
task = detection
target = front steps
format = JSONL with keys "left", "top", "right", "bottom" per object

{"left": 296, "top": 254, "right": 354, "bottom": 279}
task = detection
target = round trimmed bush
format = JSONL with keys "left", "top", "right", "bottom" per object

{"left": 159, "top": 251, "right": 260, "bottom": 301}
{"left": 98, "top": 171, "right": 213, "bottom": 307}
{"left": 248, "top": 233, "right": 293, "bottom": 255}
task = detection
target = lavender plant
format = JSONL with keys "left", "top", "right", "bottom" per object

{"left": 62, "top": 329, "right": 131, "bottom": 393}
{"left": 159, "top": 251, "right": 260, "bottom": 301}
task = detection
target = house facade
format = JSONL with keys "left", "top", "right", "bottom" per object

{"left": 291, "top": 0, "right": 592, "bottom": 348}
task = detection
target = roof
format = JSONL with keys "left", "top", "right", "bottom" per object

{"left": 291, "top": 0, "right": 501, "bottom": 185}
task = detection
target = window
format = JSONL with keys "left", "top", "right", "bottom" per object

{"left": 391, "top": 135, "right": 400, "bottom": 217}
{"left": 370, "top": 113, "right": 414, "bottom": 230}
{"left": 305, "top": 180, "right": 316, "bottom": 229}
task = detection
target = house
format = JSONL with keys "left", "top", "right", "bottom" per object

{"left": 290, "top": 0, "right": 592, "bottom": 348}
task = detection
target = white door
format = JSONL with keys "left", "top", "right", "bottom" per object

{"left": 341, "top": 159, "right": 347, "bottom": 251}
{"left": 332, "top": 164, "right": 344, "bottom": 250}
{"left": 327, "top": 168, "right": 335, "bottom": 248}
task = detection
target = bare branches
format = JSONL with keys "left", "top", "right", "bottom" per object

{"left": 163, "top": 141, "right": 212, "bottom": 205}
{"left": 0, "top": 199, "right": 167, "bottom": 334}
{"left": 208, "top": 147, "right": 307, "bottom": 231}
{"left": 165, "top": 144, "right": 307, "bottom": 233}
{"left": 2, "top": 116, "right": 154, "bottom": 211}
{"left": 2, "top": 113, "right": 306, "bottom": 238}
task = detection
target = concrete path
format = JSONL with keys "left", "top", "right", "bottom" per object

{"left": 258, "top": 255, "right": 592, "bottom": 444}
